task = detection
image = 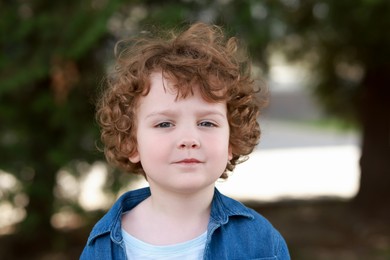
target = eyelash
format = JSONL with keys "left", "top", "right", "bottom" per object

{"left": 154, "top": 121, "right": 217, "bottom": 128}
{"left": 198, "top": 121, "right": 217, "bottom": 127}
{"left": 155, "top": 122, "right": 174, "bottom": 128}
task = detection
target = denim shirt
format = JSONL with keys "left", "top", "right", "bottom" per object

{"left": 81, "top": 187, "right": 290, "bottom": 260}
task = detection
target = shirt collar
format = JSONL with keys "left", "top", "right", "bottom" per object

{"left": 209, "top": 188, "right": 254, "bottom": 226}
{"left": 86, "top": 187, "right": 254, "bottom": 245}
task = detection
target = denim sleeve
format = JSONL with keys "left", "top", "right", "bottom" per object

{"left": 274, "top": 230, "right": 290, "bottom": 260}
{"left": 79, "top": 237, "right": 127, "bottom": 260}
{"left": 80, "top": 245, "right": 92, "bottom": 260}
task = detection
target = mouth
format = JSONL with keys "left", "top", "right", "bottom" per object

{"left": 175, "top": 158, "right": 202, "bottom": 164}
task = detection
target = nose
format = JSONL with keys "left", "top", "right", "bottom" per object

{"left": 177, "top": 123, "right": 201, "bottom": 149}
{"left": 177, "top": 129, "right": 201, "bottom": 149}
{"left": 178, "top": 138, "right": 200, "bottom": 149}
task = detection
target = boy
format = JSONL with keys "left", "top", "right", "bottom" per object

{"left": 81, "top": 22, "right": 290, "bottom": 259}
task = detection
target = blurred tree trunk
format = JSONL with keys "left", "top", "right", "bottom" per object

{"left": 7, "top": 78, "right": 64, "bottom": 255}
{"left": 355, "top": 65, "right": 390, "bottom": 211}
{"left": 19, "top": 164, "right": 57, "bottom": 244}
{"left": 0, "top": 1, "right": 124, "bottom": 257}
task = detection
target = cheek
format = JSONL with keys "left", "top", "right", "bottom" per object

{"left": 207, "top": 133, "right": 230, "bottom": 155}
{"left": 138, "top": 135, "right": 170, "bottom": 160}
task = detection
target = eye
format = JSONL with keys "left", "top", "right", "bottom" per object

{"left": 155, "top": 122, "right": 174, "bottom": 128}
{"left": 198, "top": 121, "right": 217, "bottom": 127}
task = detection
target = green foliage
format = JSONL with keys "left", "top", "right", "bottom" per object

{"left": 266, "top": 0, "right": 390, "bottom": 123}
{"left": 0, "top": 0, "right": 124, "bottom": 244}
{"left": 140, "top": 0, "right": 390, "bottom": 124}
{"left": 1, "top": 0, "right": 389, "bottom": 256}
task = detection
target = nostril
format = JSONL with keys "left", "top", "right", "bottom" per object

{"left": 178, "top": 139, "right": 200, "bottom": 149}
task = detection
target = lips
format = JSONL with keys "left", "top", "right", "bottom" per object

{"left": 175, "top": 158, "right": 201, "bottom": 164}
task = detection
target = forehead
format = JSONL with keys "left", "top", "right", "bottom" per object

{"left": 145, "top": 70, "right": 228, "bottom": 103}
{"left": 149, "top": 71, "right": 176, "bottom": 94}
{"left": 136, "top": 72, "right": 226, "bottom": 113}
{"left": 146, "top": 71, "right": 197, "bottom": 101}
{"left": 143, "top": 72, "right": 202, "bottom": 104}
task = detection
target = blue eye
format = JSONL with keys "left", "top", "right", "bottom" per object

{"left": 199, "top": 121, "right": 217, "bottom": 127}
{"left": 155, "top": 122, "right": 173, "bottom": 128}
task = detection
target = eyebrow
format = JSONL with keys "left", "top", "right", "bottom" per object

{"left": 145, "top": 110, "right": 175, "bottom": 119}
{"left": 145, "top": 109, "right": 226, "bottom": 119}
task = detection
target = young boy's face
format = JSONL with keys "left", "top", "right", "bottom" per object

{"left": 129, "top": 72, "right": 232, "bottom": 194}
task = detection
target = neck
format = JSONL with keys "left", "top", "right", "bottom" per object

{"left": 148, "top": 184, "right": 215, "bottom": 223}
{"left": 121, "top": 184, "right": 215, "bottom": 245}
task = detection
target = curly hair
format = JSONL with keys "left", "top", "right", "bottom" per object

{"left": 96, "top": 22, "right": 267, "bottom": 179}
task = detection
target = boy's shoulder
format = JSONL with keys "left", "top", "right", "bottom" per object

{"left": 209, "top": 189, "right": 290, "bottom": 259}
{"left": 212, "top": 189, "right": 274, "bottom": 228}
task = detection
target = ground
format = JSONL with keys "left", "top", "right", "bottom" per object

{"left": 250, "top": 199, "right": 390, "bottom": 260}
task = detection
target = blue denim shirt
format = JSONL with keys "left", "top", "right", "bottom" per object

{"left": 81, "top": 187, "right": 290, "bottom": 259}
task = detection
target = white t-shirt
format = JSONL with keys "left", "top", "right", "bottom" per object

{"left": 121, "top": 229, "right": 207, "bottom": 260}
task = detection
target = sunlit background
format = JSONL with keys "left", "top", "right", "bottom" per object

{"left": 3, "top": 1, "right": 390, "bottom": 259}
{"left": 0, "top": 59, "right": 360, "bottom": 233}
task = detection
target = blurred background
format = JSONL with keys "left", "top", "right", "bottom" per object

{"left": 1, "top": 0, "right": 389, "bottom": 259}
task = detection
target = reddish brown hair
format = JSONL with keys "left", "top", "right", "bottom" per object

{"left": 96, "top": 22, "right": 267, "bottom": 179}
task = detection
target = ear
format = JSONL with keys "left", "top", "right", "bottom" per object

{"left": 228, "top": 146, "right": 233, "bottom": 161}
{"left": 129, "top": 151, "right": 140, "bottom": 163}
